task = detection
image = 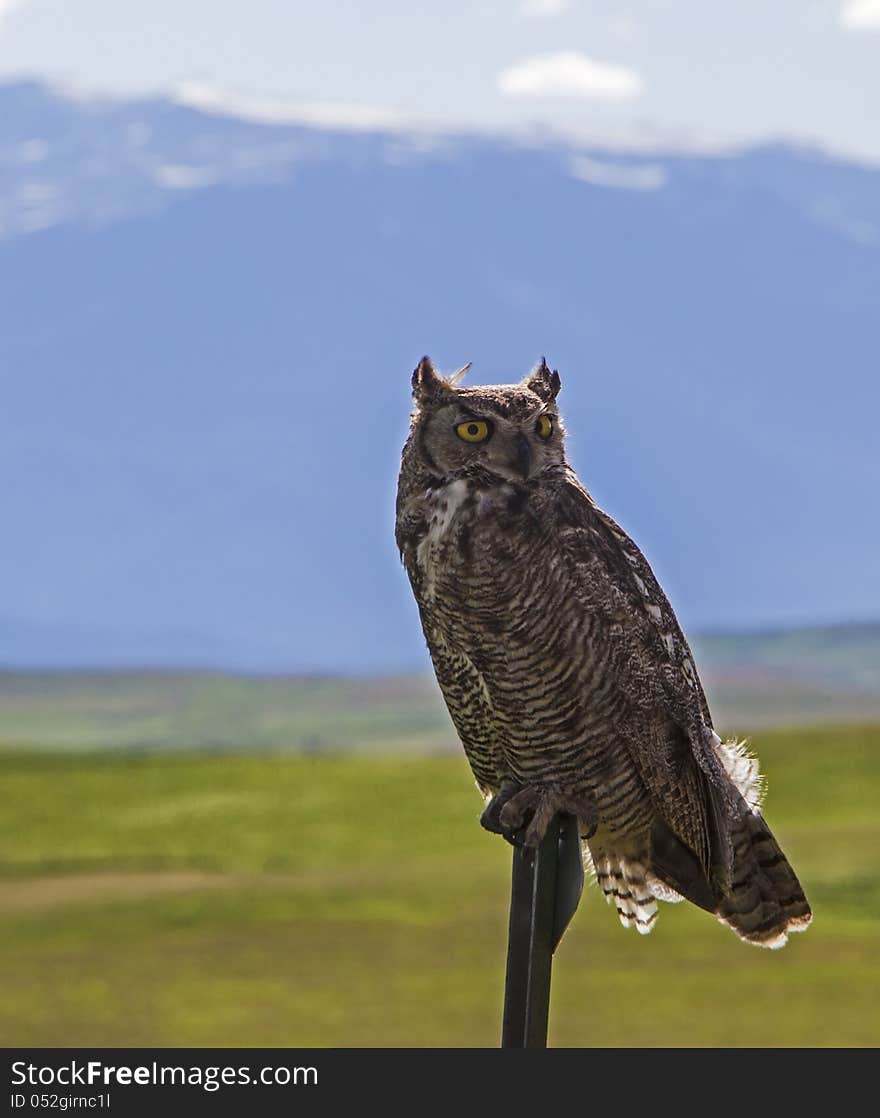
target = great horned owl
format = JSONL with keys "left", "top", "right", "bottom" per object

{"left": 395, "top": 356, "right": 811, "bottom": 948}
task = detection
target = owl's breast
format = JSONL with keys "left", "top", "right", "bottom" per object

{"left": 413, "top": 474, "right": 543, "bottom": 621}
{"left": 407, "top": 474, "right": 629, "bottom": 758}
{"left": 412, "top": 477, "right": 523, "bottom": 588}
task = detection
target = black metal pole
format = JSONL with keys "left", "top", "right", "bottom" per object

{"left": 501, "top": 813, "right": 584, "bottom": 1049}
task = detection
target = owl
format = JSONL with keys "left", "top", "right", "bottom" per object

{"left": 395, "top": 356, "right": 811, "bottom": 948}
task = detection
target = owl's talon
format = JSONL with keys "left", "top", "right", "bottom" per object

{"left": 480, "top": 778, "right": 524, "bottom": 835}
{"left": 499, "top": 785, "right": 598, "bottom": 848}
{"left": 499, "top": 786, "right": 548, "bottom": 846}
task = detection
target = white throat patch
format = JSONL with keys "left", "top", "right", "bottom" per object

{"left": 415, "top": 478, "right": 472, "bottom": 599}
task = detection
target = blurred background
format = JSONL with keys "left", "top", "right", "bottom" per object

{"left": 1, "top": 1, "right": 878, "bottom": 1047}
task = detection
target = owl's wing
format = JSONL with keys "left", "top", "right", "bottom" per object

{"left": 555, "top": 474, "right": 708, "bottom": 714}
{"left": 553, "top": 472, "right": 732, "bottom": 802}
{"left": 554, "top": 472, "right": 738, "bottom": 889}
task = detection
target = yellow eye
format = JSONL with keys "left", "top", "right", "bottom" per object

{"left": 535, "top": 414, "right": 553, "bottom": 439}
{"left": 456, "top": 420, "right": 491, "bottom": 443}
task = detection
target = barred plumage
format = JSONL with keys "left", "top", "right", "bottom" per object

{"left": 395, "top": 356, "right": 811, "bottom": 948}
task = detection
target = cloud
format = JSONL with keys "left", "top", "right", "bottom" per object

{"left": 610, "top": 14, "right": 639, "bottom": 40}
{"left": 518, "top": 0, "right": 568, "bottom": 17}
{"left": 840, "top": 0, "right": 880, "bottom": 28}
{"left": 569, "top": 154, "right": 667, "bottom": 191}
{"left": 152, "top": 164, "right": 223, "bottom": 191}
{"left": 0, "top": 0, "right": 26, "bottom": 26}
{"left": 497, "top": 51, "right": 643, "bottom": 101}
{"left": 174, "top": 83, "right": 409, "bottom": 132}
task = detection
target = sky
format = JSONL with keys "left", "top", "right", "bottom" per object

{"left": 0, "top": 1, "right": 879, "bottom": 160}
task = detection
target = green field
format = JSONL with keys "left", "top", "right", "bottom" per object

{"left": 1, "top": 723, "right": 878, "bottom": 1048}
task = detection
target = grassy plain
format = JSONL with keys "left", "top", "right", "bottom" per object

{"left": 1, "top": 724, "right": 878, "bottom": 1048}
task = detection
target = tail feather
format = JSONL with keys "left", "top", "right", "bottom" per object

{"left": 715, "top": 810, "right": 812, "bottom": 948}
{"left": 593, "top": 853, "right": 658, "bottom": 935}
{"left": 589, "top": 808, "right": 811, "bottom": 948}
{"left": 587, "top": 733, "right": 810, "bottom": 947}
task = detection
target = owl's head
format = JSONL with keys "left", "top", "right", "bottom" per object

{"left": 408, "top": 356, "right": 565, "bottom": 483}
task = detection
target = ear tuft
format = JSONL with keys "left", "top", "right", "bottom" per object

{"left": 411, "top": 356, "right": 461, "bottom": 405}
{"left": 523, "top": 357, "right": 561, "bottom": 401}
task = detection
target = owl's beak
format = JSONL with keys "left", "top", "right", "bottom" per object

{"left": 513, "top": 433, "right": 532, "bottom": 479}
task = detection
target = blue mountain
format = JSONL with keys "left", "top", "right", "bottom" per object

{"left": 1, "top": 81, "right": 878, "bottom": 672}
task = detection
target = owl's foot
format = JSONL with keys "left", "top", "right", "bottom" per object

{"left": 499, "top": 785, "right": 598, "bottom": 848}
{"left": 480, "top": 779, "right": 524, "bottom": 835}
